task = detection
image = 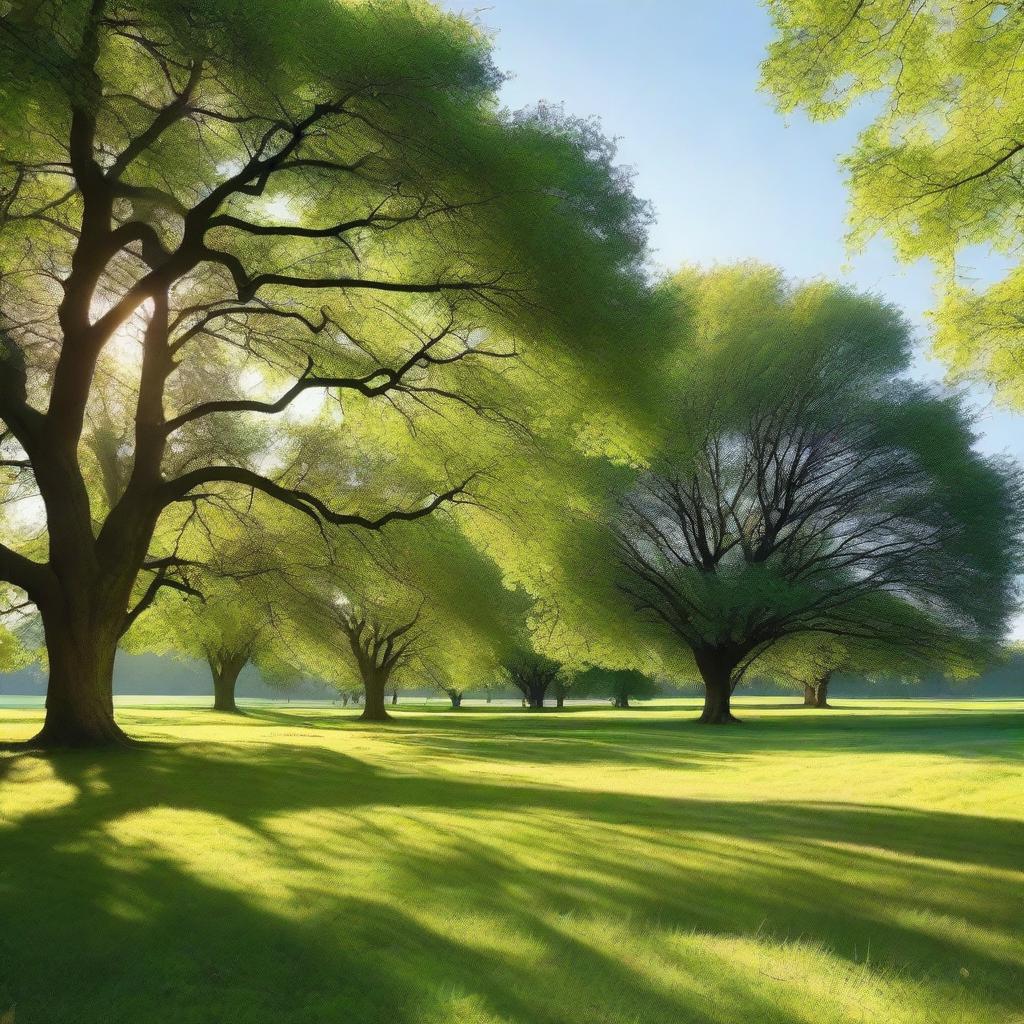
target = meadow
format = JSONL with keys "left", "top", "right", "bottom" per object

{"left": 1, "top": 699, "right": 1021, "bottom": 1024}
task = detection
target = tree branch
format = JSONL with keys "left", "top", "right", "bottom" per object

{"left": 159, "top": 465, "right": 477, "bottom": 531}
{"left": 121, "top": 569, "right": 204, "bottom": 636}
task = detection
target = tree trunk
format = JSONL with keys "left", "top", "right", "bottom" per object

{"left": 31, "top": 600, "right": 127, "bottom": 747}
{"left": 814, "top": 673, "right": 832, "bottom": 709}
{"left": 555, "top": 694, "right": 565, "bottom": 708}
{"left": 391, "top": 690, "right": 398, "bottom": 705}
{"left": 448, "top": 691, "right": 463, "bottom": 708}
{"left": 614, "top": 694, "right": 630, "bottom": 709}
{"left": 360, "top": 673, "right": 391, "bottom": 722}
{"left": 803, "top": 683, "right": 816, "bottom": 707}
{"left": 210, "top": 656, "right": 246, "bottom": 714}
{"left": 695, "top": 651, "right": 740, "bottom": 724}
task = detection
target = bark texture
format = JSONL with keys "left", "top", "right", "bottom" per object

{"left": 209, "top": 652, "right": 248, "bottom": 713}
{"left": 695, "top": 650, "right": 741, "bottom": 724}
{"left": 360, "top": 673, "right": 391, "bottom": 722}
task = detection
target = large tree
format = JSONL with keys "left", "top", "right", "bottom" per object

{"left": 613, "top": 267, "right": 1022, "bottom": 723}
{"left": 0, "top": 0, "right": 658, "bottom": 745}
{"left": 761, "top": 0, "right": 1024, "bottom": 407}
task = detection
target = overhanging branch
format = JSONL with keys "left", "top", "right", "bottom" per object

{"left": 159, "top": 465, "right": 477, "bottom": 531}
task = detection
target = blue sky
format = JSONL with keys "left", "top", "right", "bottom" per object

{"left": 443, "top": 0, "right": 1024, "bottom": 464}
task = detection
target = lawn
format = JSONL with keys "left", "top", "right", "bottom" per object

{"left": 0, "top": 699, "right": 1021, "bottom": 1024}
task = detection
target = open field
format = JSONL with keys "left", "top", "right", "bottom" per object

{"left": 1, "top": 699, "right": 1022, "bottom": 1024}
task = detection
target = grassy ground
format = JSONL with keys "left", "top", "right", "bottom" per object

{"left": 0, "top": 698, "right": 1021, "bottom": 1024}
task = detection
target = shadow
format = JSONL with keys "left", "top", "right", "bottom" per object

{"left": 239, "top": 701, "right": 1024, "bottom": 769}
{"left": 1, "top": 704, "right": 1021, "bottom": 1022}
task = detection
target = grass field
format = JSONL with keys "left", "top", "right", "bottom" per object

{"left": 1, "top": 698, "right": 1021, "bottom": 1024}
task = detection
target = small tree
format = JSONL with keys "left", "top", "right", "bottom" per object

{"left": 502, "top": 650, "right": 564, "bottom": 710}
{"left": 129, "top": 582, "right": 297, "bottom": 714}
{"left": 290, "top": 516, "right": 528, "bottom": 722}
{"left": 422, "top": 663, "right": 468, "bottom": 709}
{"left": 756, "top": 635, "right": 850, "bottom": 709}
{"left": 551, "top": 674, "right": 574, "bottom": 709}
{"left": 0, "top": 590, "right": 35, "bottom": 683}
{"left": 125, "top": 511, "right": 313, "bottom": 712}
{"left": 577, "top": 667, "right": 661, "bottom": 709}
{"left": 333, "top": 598, "right": 424, "bottom": 723}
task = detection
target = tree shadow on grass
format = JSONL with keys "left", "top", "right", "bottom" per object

{"left": 239, "top": 703, "right": 1024, "bottom": 769}
{"left": 1, "top": 736, "right": 1021, "bottom": 1023}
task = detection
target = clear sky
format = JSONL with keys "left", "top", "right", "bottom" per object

{"left": 443, "top": 0, "right": 1023, "bottom": 464}
{"left": 442, "top": 0, "right": 1023, "bottom": 640}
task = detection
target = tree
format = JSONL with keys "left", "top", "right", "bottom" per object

{"left": 128, "top": 577, "right": 299, "bottom": 714}
{"left": 423, "top": 663, "right": 467, "bottom": 709}
{"left": 330, "top": 597, "right": 424, "bottom": 723}
{"left": 551, "top": 674, "right": 574, "bottom": 709}
{"left": 761, "top": 1, "right": 1024, "bottom": 407}
{"left": 759, "top": 622, "right": 985, "bottom": 708}
{"left": 502, "top": 650, "right": 564, "bottom": 710}
{"left": 0, "top": 0, "right": 659, "bottom": 745}
{"left": 123, "top": 497, "right": 320, "bottom": 712}
{"left": 613, "top": 267, "right": 1023, "bottom": 723}
{"left": 289, "top": 514, "right": 531, "bottom": 722}
{"left": 576, "top": 667, "right": 661, "bottom": 709}
{"left": 0, "top": 595, "right": 35, "bottom": 681}
{"left": 756, "top": 634, "right": 851, "bottom": 708}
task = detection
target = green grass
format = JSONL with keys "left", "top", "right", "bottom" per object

{"left": 1, "top": 698, "right": 1022, "bottom": 1024}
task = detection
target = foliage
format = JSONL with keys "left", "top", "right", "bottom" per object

{"left": 279, "top": 512, "right": 538, "bottom": 717}
{"left": 575, "top": 666, "right": 661, "bottom": 707}
{"left": 761, "top": 0, "right": 1024, "bottom": 407}
{"left": 612, "top": 265, "right": 1023, "bottom": 719}
{"left": 500, "top": 649, "right": 565, "bottom": 708}
{"left": 125, "top": 535, "right": 308, "bottom": 707}
{"left": 0, "top": 0, "right": 665, "bottom": 742}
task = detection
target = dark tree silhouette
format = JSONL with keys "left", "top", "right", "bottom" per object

{"left": 615, "top": 270, "right": 1023, "bottom": 723}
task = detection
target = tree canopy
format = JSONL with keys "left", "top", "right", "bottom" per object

{"left": 0, "top": 0, "right": 665, "bottom": 745}
{"left": 606, "top": 266, "right": 1021, "bottom": 722}
{"left": 761, "top": 0, "right": 1024, "bottom": 407}
{"left": 276, "top": 511, "right": 535, "bottom": 720}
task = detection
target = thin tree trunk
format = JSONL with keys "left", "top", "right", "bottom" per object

{"left": 391, "top": 690, "right": 398, "bottom": 705}
{"left": 803, "top": 683, "right": 816, "bottom": 707}
{"left": 555, "top": 693, "right": 565, "bottom": 708}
